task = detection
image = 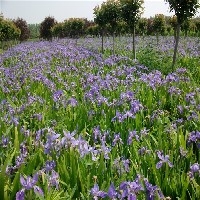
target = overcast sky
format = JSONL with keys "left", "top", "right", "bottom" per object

{"left": 0, "top": 0, "right": 198, "bottom": 24}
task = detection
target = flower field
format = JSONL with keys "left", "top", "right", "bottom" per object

{"left": 0, "top": 37, "right": 199, "bottom": 199}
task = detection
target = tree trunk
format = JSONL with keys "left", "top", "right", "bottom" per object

{"left": 185, "top": 30, "right": 187, "bottom": 38}
{"left": 118, "top": 33, "right": 121, "bottom": 42}
{"left": 132, "top": 26, "right": 136, "bottom": 61}
{"left": 112, "top": 32, "right": 115, "bottom": 54}
{"left": 142, "top": 32, "right": 145, "bottom": 40}
{"left": 173, "top": 28, "right": 176, "bottom": 44}
{"left": 156, "top": 33, "right": 159, "bottom": 45}
{"left": 172, "top": 23, "right": 181, "bottom": 70}
{"left": 101, "top": 29, "right": 104, "bottom": 54}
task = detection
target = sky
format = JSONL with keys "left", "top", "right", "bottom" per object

{"left": 0, "top": 0, "right": 198, "bottom": 24}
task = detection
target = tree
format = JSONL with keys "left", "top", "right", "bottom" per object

{"left": 86, "top": 24, "right": 99, "bottom": 37}
{"left": 13, "top": 18, "right": 30, "bottom": 42}
{"left": 193, "top": 17, "right": 200, "bottom": 37}
{"left": 82, "top": 18, "right": 95, "bottom": 35}
{"left": 40, "top": 16, "right": 57, "bottom": 41}
{"left": 181, "top": 19, "right": 193, "bottom": 37}
{"left": 0, "top": 17, "right": 20, "bottom": 42}
{"left": 152, "top": 14, "right": 166, "bottom": 44}
{"left": 28, "top": 24, "right": 40, "bottom": 39}
{"left": 63, "top": 18, "right": 85, "bottom": 39}
{"left": 51, "top": 22, "right": 65, "bottom": 39}
{"left": 147, "top": 18, "right": 154, "bottom": 35}
{"left": 165, "top": 0, "right": 200, "bottom": 69}
{"left": 100, "top": 0, "right": 121, "bottom": 54}
{"left": 94, "top": 3, "right": 108, "bottom": 53}
{"left": 0, "top": 13, "right": 3, "bottom": 20}
{"left": 138, "top": 17, "right": 148, "bottom": 37}
{"left": 0, "top": 16, "right": 20, "bottom": 49}
{"left": 116, "top": 20, "right": 128, "bottom": 36}
{"left": 169, "top": 15, "right": 178, "bottom": 42}
{"left": 120, "top": 0, "right": 144, "bottom": 60}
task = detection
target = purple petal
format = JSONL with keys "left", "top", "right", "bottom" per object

{"left": 128, "top": 193, "right": 137, "bottom": 200}
{"left": 168, "top": 161, "right": 173, "bottom": 168}
{"left": 90, "top": 183, "right": 99, "bottom": 196}
{"left": 164, "top": 155, "right": 170, "bottom": 160}
{"left": 157, "top": 151, "right": 164, "bottom": 160}
{"left": 119, "top": 181, "right": 128, "bottom": 190}
{"left": 20, "top": 175, "right": 26, "bottom": 187}
{"left": 190, "top": 163, "right": 199, "bottom": 173}
{"left": 99, "top": 191, "right": 107, "bottom": 198}
{"left": 32, "top": 173, "right": 39, "bottom": 184}
{"left": 16, "top": 189, "right": 25, "bottom": 200}
{"left": 108, "top": 183, "right": 118, "bottom": 198}
{"left": 34, "top": 186, "right": 44, "bottom": 197}
{"left": 158, "top": 189, "right": 165, "bottom": 199}
{"left": 156, "top": 161, "right": 163, "bottom": 169}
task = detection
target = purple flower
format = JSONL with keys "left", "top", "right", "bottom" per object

{"left": 112, "top": 111, "right": 124, "bottom": 122}
{"left": 112, "top": 133, "right": 123, "bottom": 146}
{"left": 138, "top": 146, "right": 151, "bottom": 156}
{"left": 11, "top": 117, "right": 19, "bottom": 126}
{"left": 140, "top": 127, "right": 149, "bottom": 137}
{"left": 76, "top": 136, "right": 92, "bottom": 157}
{"left": 90, "top": 183, "right": 107, "bottom": 199}
{"left": 188, "top": 163, "right": 200, "bottom": 179}
{"left": 44, "top": 160, "right": 56, "bottom": 172}
{"left": 44, "top": 130, "right": 60, "bottom": 154}
{"left": 47, "top": 170, "right": 59, "bottom": 189}
{"left": 190, "top": 163, "right": 200, "bottom": 173}
{"left": 168, "top": 86, "right": 181, "bottom": 95}
{"left": 177, "top": 105, "right": 183, "bottom": 114}
{"left": 35, "top": 129, "right": 44, "bottom": 141}
{"left": 67, "top": 97, "right": 78, "bottom": 107}
{"left": 17, "top": 173, "right": 43, "bottom": 199}
{"left": 128, "top": 180, "right": 144, "bottom": 194}
{"left": 185, "top": 92, "right": 196, "bottom": 104}
{"left": 6, "top": 165, "right": 17, "bottom": 176}
{"left": 119, "top": 176, "right": 143, "bottom": 199}
{"left": 120, "top": 91, "right": 134, "bottom": 101}
{"left": 53, "top": 90, "right": 63, "bottom": 102}
{"left": 100, "top": 143, "right": 111, "bottom": 159}
{"left": 1, "top": 135, "right": 9, "bottom": 147}
{"left": 122, "top": 159, "right": 130, "bottom": 172}
{"left": 61, "top": 130, "right": 76, "bottom": 148}
{"left": 127, "top": 130, "right": 140, "bottom": 145}
{"left": 151, "top": 109, "right": 165, "bottom": 121}
{"left": 15, "top": 156, "right": 26, "bottom": 168}
{"left": 176, "top": 68, "right": 187, "bottom": 74}
{"left": 113, "top": 157, "right": 130, "bottom": 174}
{"left": 16, "top": 188, "right": 25, "bottom": 200}
{"left": 130, "top": 100, "right": 143, "bottom": 114}
{"left": 107, "top": 183, "right": 118, "bottom": 199}
{"left": 20, "top": 142, "right": 28, "bottom": 157}
{"left": 156, "top": 151, "right": 173, "bottom": 169}
{"left": 20, "top": 174, "right": 38, "bottom": 190}
{"left": 144, "top": 178, "right": 164, "bottom": 200}
{"left": 32, "top": 113, "right": 43, "bottom": 121}
{"left": 119, "top": 181, "right": 129, "bottom": 198}
{"left": 33, "top": 186, "right": 44, "bottom": 197}
{"left": 188, "top": 131, "right": 200, "bottom": 144}
{"left": 93, "top": 126, "right": 101, "bottom": 142}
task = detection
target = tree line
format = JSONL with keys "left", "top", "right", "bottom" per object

{"left": 42, "top": 14, "right": 200, "bottom": 39}
{"left": 1, "top": 1, "right": 200, "bottom": 43}
{"left": 0, "top": 0, "right": 199, "bottom": 68}
{"left": 1, "top": 14, "right": 199, "bottom": 42}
